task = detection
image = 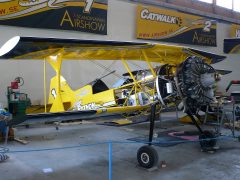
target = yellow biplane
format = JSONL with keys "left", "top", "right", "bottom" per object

{"left": 0, "top": 36, "right": 226, "bottom": 168}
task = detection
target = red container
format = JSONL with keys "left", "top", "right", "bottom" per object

{"left": 11, "top": 81, "right": 19, "bottom": 89}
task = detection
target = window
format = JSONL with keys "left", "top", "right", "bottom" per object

{"left": 198, "top": 0, "right": 213, "bottom": 3}
{"left": 233, "top": 0, "right": 240, "bottom": 12}
{"left": 197, "top": 0, "right": 240, "bottom": 14}
{"left": 216, "top": 0, "right": 233, "bottom": 9}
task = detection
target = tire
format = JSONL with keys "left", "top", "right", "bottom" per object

{"left": 137, "top": 145, "right": 158, "bottom": 169}
{"left": 199, "top": 130, "right": 216, "bottom": 149}
{"left": 0, "top": 153, "right": 9, "bottom": 162}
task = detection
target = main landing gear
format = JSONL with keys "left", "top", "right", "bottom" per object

{"left": 199, "top": 130, "right": 217, "bottom": 150}
{"left": 187, "top": 111, "right": 217, "bottom": 151}
{"left": 136, "top": 103, "right": 218, "bottom": 169}
{"left": 137, "top": 103, "right": 159, "bottom": 169}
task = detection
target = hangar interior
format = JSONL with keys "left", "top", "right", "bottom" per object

{"left": 0, "top": 0, "right": 240, "bottom": 180}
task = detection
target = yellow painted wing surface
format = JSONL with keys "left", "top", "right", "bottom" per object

{"left": 1, "top": 37, "right": 225, "bottom": 64}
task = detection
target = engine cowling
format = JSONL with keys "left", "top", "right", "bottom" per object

{"left": 155, "top": 64, "right": 177, "bottom": 106}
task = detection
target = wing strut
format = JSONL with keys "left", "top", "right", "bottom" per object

{"left": 142, "top": 50, "right": 157, "bottom": 78}
{"left": 121, "top": 58, "right": 137, "bottom": 83}
{"left": 44, "top": 59, "right": 47, "bottom": 113}
{"left": 121, "top": 56, "right": 140, "bottom": 105}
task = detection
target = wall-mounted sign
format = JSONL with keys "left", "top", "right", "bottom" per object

{"left": 0, "top": 0, "right": 108, "bottom": 35}
{"left": 224, "top": 39, "right": 240, "bottom": 54}
{"left": 136, "top": 5, "right": 217, "bottom": 46}
{"left": 230, "top": 24, "right": 240, "bottom": 38}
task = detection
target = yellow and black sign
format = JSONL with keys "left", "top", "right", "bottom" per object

{"left": 0, "top": 0, "right": 108, "bottom": 35}
{"left": 224, "top": 39, "right": 240, "bottom": 54}
{"left": 230, "top": 24, "right": 240, "bottom": 38}
{"left": 136, "top": 5, "right": 217, "bottom": 46}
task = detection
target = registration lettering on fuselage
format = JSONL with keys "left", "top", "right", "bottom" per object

{"left": 75, "top": 101, "right": 96, "bottom": 110}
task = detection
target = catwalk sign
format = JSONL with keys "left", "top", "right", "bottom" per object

{"left": 137, "top": 5, "right": 217, "bottom": 46}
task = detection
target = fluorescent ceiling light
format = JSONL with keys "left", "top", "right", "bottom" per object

{"left": 0, "top": 36, "right": 20, "bottom": 56}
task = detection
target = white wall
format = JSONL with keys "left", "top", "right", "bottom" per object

{"left": 0, "top": 0, "right": 238, "bottom": 107}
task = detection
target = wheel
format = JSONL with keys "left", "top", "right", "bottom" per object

{"left": 199, "top": 130, "right": 216, "bottom": 149}
{"left": 137, "top": 145, "right": 158, "bottom": 169}
{"left": 0, "top": 153, "right": 9, "bottom": 162}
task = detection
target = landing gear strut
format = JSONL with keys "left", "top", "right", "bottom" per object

{"left": 187, "top": 111, "right": 217, "bottom": 151}
{"left": 137, "top": 103, "right": 159, "bottom": 169}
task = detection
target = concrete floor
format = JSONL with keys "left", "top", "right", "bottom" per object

{"left": 1, "top": 112, "right": 240, "bottom": 180}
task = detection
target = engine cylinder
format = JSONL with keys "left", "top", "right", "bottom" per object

{"left": 176, "top": 56, "right": 216, "bottom": 112}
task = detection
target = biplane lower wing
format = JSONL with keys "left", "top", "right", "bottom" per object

{"left": 7, "top": 105, "right": 150, "bottom": 126}
{"left": 7, "top": 110, "right": 97, "bottom": 126}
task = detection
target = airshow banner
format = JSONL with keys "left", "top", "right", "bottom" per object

{"left": 230, "top": 24, "right": 240, "bottom": 38}
{"left": 0, "top": 0, "right": 108, "bottom": 35}
{"left": 136, "top": 5, "right": 217, "bottom": 46}
{"left": 224, "top": 39, "right": 240, "bottom": 54}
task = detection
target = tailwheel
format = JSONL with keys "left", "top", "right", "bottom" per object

{"left": 137, "top": 145, "right": 158, "bottom": 169}
{"left": 199, "top": 130, "right": 217, "bottom": 151}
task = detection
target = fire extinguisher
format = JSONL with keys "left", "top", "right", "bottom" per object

{"left": 11, "top": 77, "right": 24, "bottom": 89}
{"left": 9, "top": 77, "right": 24, "bottom": 101}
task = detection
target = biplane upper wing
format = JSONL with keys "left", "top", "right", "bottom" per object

{"left": 224, "top": 38, "right": 240, "bottom": 54}
{"left": 0, "top": 36, "right": 225, "bottom": 64}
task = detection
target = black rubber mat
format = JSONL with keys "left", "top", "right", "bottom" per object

{"left": 128, "top": 130, "right": 199, "bottom": 147}
{"left": 97, "top": 119, "right": 148, "bottom": 127}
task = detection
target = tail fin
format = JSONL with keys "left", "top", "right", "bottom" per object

{"left": 48, "top": 75, "right": 74, "bottom": 112}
